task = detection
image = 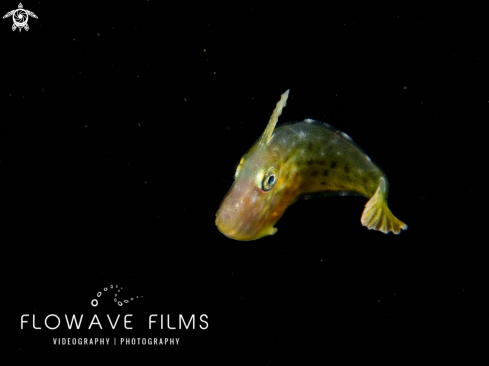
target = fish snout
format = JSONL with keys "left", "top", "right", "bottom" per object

{"left": 215, "top": 206, "right": 232, "bottom": 230}
{"left": 215, "top": 181, "right": 257, "bottom": 240}
{"left": 216, "top": 183, "right": 276, "bottom": 241}
{"left": 215, "top": 195, "right": 246, "bottom": 240}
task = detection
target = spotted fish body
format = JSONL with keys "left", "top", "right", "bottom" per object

{"left": 215, "top": 90, "right": 407, "bottom": 241}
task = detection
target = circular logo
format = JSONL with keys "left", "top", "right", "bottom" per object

{"left": 12, "top": 9, "right": 28, "bottom": 27}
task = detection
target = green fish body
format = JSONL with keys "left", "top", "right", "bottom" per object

{"left": 215, "top": 90, "right": 407, "bottom": 240}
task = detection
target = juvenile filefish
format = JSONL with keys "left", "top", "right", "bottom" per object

{"left": 215, "top": 90, "right": 407, "bottom": 241}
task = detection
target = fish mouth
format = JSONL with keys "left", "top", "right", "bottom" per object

{"left": 215, "top": 210, "right": 247, "bottom": 240}
{"left": 215, "top": 209, "right": 276, "bottom": 241}
{"left": 215, "top": 177, "right": 278, "bottom": 241}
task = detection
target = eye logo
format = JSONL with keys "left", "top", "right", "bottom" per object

{"left": 3, "top": 3, "right": 38, "bottom": 32}
{"left": 91, "top": 284, "right": 142, "bottom": 307}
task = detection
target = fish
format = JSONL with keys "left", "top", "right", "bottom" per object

{"left": 215, "top": 90, "right": 407, "bottom": 241}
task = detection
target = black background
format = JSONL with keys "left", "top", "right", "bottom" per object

{"left": 4, "top": 2, "right": 486, "bottom": 363}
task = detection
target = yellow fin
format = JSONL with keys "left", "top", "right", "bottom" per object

{"left": 259, "top": 90, "right": 289, "bottom": 145}
{"left": 361, "top": 177, "right": 407, "bottom": 234}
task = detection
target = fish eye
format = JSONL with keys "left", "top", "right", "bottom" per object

{"left": 262, "top": 168, "right": 278, "bottom": 191}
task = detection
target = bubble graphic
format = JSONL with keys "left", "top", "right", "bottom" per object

{"left": 91, "top": 284, "right": 141, "bottom": 307}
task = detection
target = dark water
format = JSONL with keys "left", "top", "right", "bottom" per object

{"left": 4, "top": 3, "right": 485, "bottom": 362}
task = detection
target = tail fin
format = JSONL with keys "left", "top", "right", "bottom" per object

{"left": 361, "top": 177, "right": 407, "bottom": 234}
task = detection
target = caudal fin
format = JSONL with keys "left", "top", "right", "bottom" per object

{"left": 361, "top": 177, "right": 407, "bottom": 234}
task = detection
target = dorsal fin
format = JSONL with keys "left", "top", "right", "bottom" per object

{"left": 259, "top": 90, "right": 289, "bottom": 145}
